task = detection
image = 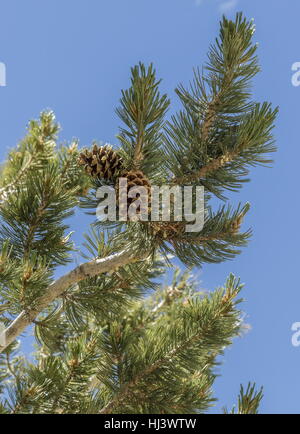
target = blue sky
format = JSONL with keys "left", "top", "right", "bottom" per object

{"left": 0, "top": 0, "right": 299, "bottom": 414}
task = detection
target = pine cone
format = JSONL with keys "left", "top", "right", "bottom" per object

{"left": 78, "top": 144, "right": 123, "bottom": 180}
{"left": 116, "top": 170, "right": 152, "bottom": 218}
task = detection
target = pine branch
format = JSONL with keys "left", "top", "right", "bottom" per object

{"left": 173, "top": 149, "right": 237, "bottom": 184}
{"left": 224, "top": 383, "right": 263, "bottom": 414}
{"left": 174, "top": 212, "right": 245, "bottom": 243}
{"left": 0, "top": 111, "right": 59, "bottom": 207}
{"left": 0, "top": 249, "right": 149, "bottom": 353}
{"left": 0, "top": 156, "right": 33, "bottom": 206}
{"left": 164, "top": 14, "right": 277, "bottom": 197}
{"left": 236, "top": 383, "right": 263, "bottom": 414}
{"left": 99, "top": 330, "right": 204, "bottom": 414}
{"left": 116, "top": 63, "right": 169, "bottom": 177}
{"left": 49, "top": 336, "right": 98, "bottom": 414}
{"left": 99, "top": 275, "right": 242, "bottom": 414}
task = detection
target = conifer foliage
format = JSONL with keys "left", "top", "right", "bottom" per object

{"left": 0, "top": 14, "right": 276, "bottom": 414}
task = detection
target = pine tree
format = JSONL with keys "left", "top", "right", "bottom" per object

{"left": 0, "top": 13, "right": 276, "bottom": 414}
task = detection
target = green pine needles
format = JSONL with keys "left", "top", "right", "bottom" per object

{"left": 0, "top": 13, "right": 276, "bottom": 414}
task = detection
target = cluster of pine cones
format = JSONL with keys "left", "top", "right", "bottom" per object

{"left": 78, "top": 144, "right": 151, "bottom": 213}
{"left": 78, "top": 144, "right": 183, "bottom": 237}
{"left": 77, "top": 144, "right": 243, "bottom": 239}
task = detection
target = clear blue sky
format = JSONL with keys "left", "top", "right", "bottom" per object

{"left": 0, "top": 0, "right": 299, "bottom": 414}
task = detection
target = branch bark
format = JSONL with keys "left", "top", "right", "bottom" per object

{"left": 0, "top": 249, "right": 147, "bottom": 353}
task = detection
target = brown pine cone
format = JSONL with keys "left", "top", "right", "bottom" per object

{"left": 78, "top": 144, "right": 123, "bottom": 180}
{"left": 115, "top": 170, "right": 152, "bottom": 218}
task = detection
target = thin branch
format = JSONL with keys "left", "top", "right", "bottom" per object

{"left": 173, "top": 150, "right": 238, "bottom": 185}
{"left": 200, "top": 69, "right": 234, "bottom": 142}
{"left": 173, "top": 228, "right": 242, "bottom": 244}
{"left": 0, "top": 249, "right": 148, "bottom": 353}
{"left": 171, "top": 65, "right": 237, "bottom": 186}
{"left": 201, "top": 94, "right": 221, "bottom": 142}
{"left": 133, "top": 128, "right": 144, "bottom": 168}
{"left": 99, "top": 329, "right": 208, "bottom": 414}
